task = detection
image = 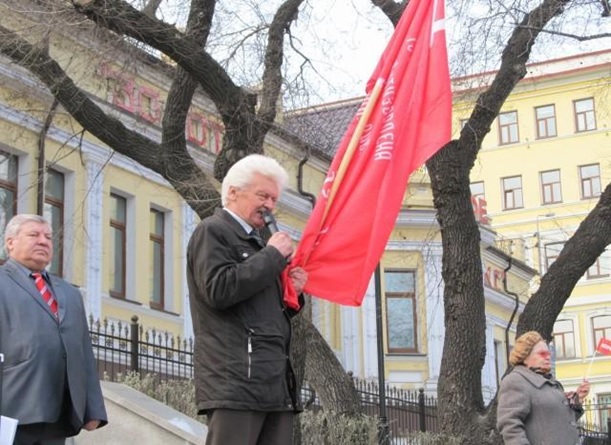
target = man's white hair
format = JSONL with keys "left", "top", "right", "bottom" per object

{"left": 221, "top": 154, "right": 289, "bottom": 206}
{"left": 4, "top": 214, "right": 50, "bottom": 243}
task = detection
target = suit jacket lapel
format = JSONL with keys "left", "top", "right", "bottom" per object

{"left": 5, "top": 259, "right": 59, "bottom": 322}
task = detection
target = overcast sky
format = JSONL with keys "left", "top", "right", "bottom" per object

{"left": 154, "top": 0, "right": 610, "bottom": 108}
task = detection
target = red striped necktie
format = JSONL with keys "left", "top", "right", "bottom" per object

{"left": 31, "top": 272, "right": 58, "bottom": 318}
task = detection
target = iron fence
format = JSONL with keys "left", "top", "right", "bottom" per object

{"left": 354, "top": 380, "right": 439, "bottom": 437}
{"left": 88, "top": 314, "right": 438, "bottom": 437}
{"left": 579, "top": 407, "right": 611, "bottom": 445}
{"left": 89, "top": 315, "right": 194, "bottom": 383}
{"left": 89, "top": 315, "right": 611, "bottom": 442}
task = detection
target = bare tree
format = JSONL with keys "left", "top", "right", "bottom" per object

{"left": 1, "top": 0, "right": 610, "bottom": 442}
{"left": 375, "top": 0, "right": 611, "bottom": 442}
{"left": 0, "top": 0, "right": 361, "bottom": 421}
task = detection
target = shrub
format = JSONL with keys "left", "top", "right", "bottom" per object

{"left": 113, "top": 374, "right": 462, "bottom": 445}
{"left": 299, "top": 410, "right": 379, "bottom": 445}
{"left": 113, "top": 372, "right": 199, "bottom": 420}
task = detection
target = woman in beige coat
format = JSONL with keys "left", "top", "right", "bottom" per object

{"left": 497, "top": 331, "right": 590, "bottom": 445}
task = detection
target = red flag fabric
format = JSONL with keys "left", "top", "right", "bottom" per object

{"left": 293, "top": 0, "right": 452, "bottom": 306}
{"left": 596, "top": 337, "right": 611, "bottom": 356}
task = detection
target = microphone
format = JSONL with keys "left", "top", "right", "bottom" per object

{"left": 262, "top": 209, "right": 279, "bottom": 234}
{"left": 263, "top": 209, "right": 291, "bottom": 264}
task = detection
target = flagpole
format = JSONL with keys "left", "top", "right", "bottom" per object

{"left": 300, "top": 80, "right": 385, "bottom": 268}
{"left": 374, "top": 264, "right": 390, "bottom": 445}
{"left": 585, "top": 351, "right": 596, "bottom": 381}
{"left": 321, "top": 80, "right": 385, "bottom": 224}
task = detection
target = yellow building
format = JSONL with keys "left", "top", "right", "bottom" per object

{"left": 0, "top": 0, "right": 535, "bottom": 405}
{"left": 285, "top": 49, "right": 611, "bottom": 408}
{"left": 0, "top": 2, "right": 326, "bottom": 341}
{"left": 285, "top": 107, "right": 535, "bottom": 400}
{"left": 456, "top": 49, "right": 611, "bottom": 425}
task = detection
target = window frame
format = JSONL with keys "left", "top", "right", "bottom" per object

{"left": 544, "top": 241, "right": 565, "bottom": 271}
{"left": 579, "top": 164, "right": 602, "bottom": 199}
{"left": 109, "top": 193, "right": 127, "bottom": 299}
{"left": 498, "top": 111, "right": 519, "bottom": 145}
{"left": 149, "top": 208, "right": 165, "bottom": 310}
{"left": 535, "top": 104, "right": 557, "bottom": 139}
{"left": 0, "top": 151, "right": 18, "bottom": 264}
{"left": 384, "top": 269, "right": 418, "bottom": 354}
{"left": 592, "top": 315, "right": 611, "bottom": 353}
{"left": 540, "top": 169, "right": 562, "bottom": 205}
{"left": 587, "top": 257, "right": 609, "bottom": 279}
{"left": 574, "top": 97, "right": 597, "bottom": 133}
{"left": 44, "top": 168, "right": 65, "bottom": 277}
{"left": 553, "top": 319, "right": 576, "bottom": 360}
{"left": 501, "top": 175, "right": 523, "bottom": 210}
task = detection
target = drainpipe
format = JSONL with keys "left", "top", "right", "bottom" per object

{"left": 503, "top": 257, "right": 520, "bottom": 364}
{"left": 297, "top": 150, "right": 316, "bottom": 209}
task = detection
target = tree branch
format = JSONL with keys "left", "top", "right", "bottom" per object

{"left": 463, "top": 0, "right": 571, "bottom": 162}
{"left": 0, "top": 24, "right": 218, "bottom": 218}
{"left": 519, "top": 26, "right": 611, "bottom": 41}
{"left": 518, "top": 182, "right": 611, "bottom": 338}
{"left": 71, "top": 0, "right": 246, "bottom": 120}
{"left": 258, "top": 0, "right": 305, "bottom": 124}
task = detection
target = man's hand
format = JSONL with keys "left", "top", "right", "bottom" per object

{"left": 288, "top": 267, "right": 308, "bottom": 294}
{"left": 267, "top": 232, "right": 294, "bottom": 259}
{"left": 83, "top": 420, "right": 101, "bottom": 431}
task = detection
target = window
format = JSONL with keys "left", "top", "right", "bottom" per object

{"left": 149, "top": 209, "right": 165, "bottom": 310}
{"left": 109, "top": 193, "right": 127, "bottom": 298}
{"left": 587, "top": 256, "right": 609, "bottom": 279}
{"left": 502, "top": 176, "right": 523, "bottom": 210}
{"left": 574, "top": 98, "right": 596, "bottom": 132}
{"left": 385, "top": 270, "right": 417, "bottom": 353}
{"left": 598, "top": 394, "right": 611, "bottom": 429}
{"left": 580, "top": 164, "right": 602, "bottom": 199}
{"left": 544, "top": 242, "right": 565, "bottom": 271}
{"left": 0, "top": 151, "right": 18, "bottom": 262}
{"left": 592, "top": 315, "right": 611, "bottom": 352}
{"left": 470, "top": 182, "right": 485, "bottom": 201}
{"left": 470, "top": 181, "right": 489, "bottom": 224}
{"left": 535, "top": 105, "right": 557, "bottom": 138}
{"left": 553, "top": 319, "right": 576, "bottom": 359}
{"left": 494, "top": 340, "right": 504, "bottom": 386}
{"left": 44, "top": 169, "right": 64, "bottom": 276}
{"left": 540, "top": 170, "right": 562, "bottom": 204}
{"left": 498, "top": 111, "right": 519, "bottom": 145}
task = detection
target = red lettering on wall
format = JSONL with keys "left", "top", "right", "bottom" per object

{"left": 471, "top": 196, "right": 490, "bottom": 225}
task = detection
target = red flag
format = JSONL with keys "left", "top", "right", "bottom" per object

{"left": 596, "top": 337, "right": 611, "bottom": 356}
{"left": 293, "top": 0, "right": 452, "bottom": 306}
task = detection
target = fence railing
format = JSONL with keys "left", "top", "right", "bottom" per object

{"left": 88, "top": 315, "right": 438, "bottom": 438}
{"left": 89, "top": 315, "right": 194, "bottom": 383}
{"left": 579, "top": 409, "right": 611, "bottom": 444}
{"left": 88, "top": 315, "right": 611, "bottom": 441}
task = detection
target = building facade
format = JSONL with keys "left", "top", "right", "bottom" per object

{"left": 1, "top": 0, "right": 538, "bottom": 408}
{"left": 456, "top": 49, "right": 611, "bottom": 426}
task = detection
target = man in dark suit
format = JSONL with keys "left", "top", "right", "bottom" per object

{"left": 0, "top": 214, "right": 107, "bottom": 445}
{"left": 187, "top": 154, "right": 308, "bottom": 445}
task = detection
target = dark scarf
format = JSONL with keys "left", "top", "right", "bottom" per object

{"left": 528, "top": 366, "right": 553, "bottom": 380}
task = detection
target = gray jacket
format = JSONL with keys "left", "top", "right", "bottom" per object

{"left": 186, "top": 208, "right": 302, "bottom": 414}
{"left": 0, "top": 259, "right": 107, "bottom": 435}
{"left": 497, "top": 366, "right": 582, "bottom": 445}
